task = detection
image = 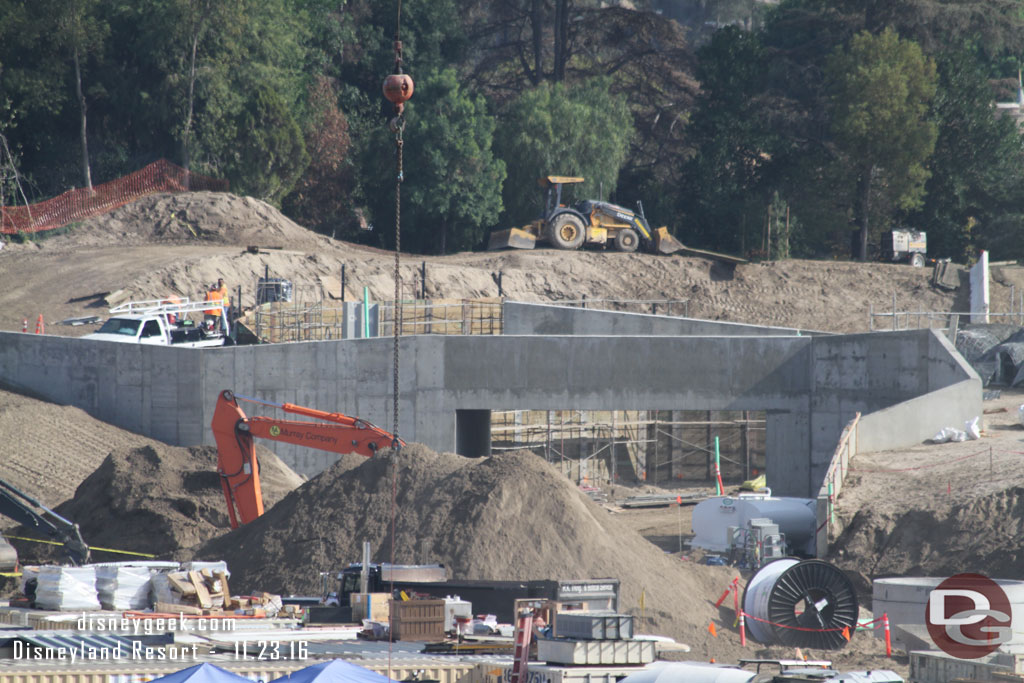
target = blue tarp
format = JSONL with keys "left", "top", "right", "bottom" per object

{"left": 270, "top": 659, "right": 397, "bottom": 683}
{"left": 149, "top": 664, "right": 253, "bottom": 683}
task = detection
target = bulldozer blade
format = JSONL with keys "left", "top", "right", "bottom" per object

{"left": 487, "top": 227, "right": 537, "bottom": 251}
{"left": 653, "top": 226, "right": 684, "bottom": 255}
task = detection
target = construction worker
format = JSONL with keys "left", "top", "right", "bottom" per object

{"left": 215, "top": 278, "right": 230, "bottom": 308}
{"left": 164, "top": 294, "right": 181, "bottom": 325}
{"left": 204, "top": 283, "right": 223, "bottom": 331}
{"left": 215, "top": 278, "right": 231, "bottom": 333}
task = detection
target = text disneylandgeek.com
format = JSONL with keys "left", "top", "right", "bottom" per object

{"left": 10, "top": 613, "right": 309, "bottom": 662}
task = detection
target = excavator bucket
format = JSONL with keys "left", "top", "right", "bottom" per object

{"left": 487, "top": 226, "right": 538, "bottom": 251}
{"left": 653, "top": 226, "right": 684, "bottom": 255}
{"left": 0, "top": 534, "right": 18, "bottom": 573}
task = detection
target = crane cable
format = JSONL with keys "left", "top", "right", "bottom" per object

{"left": 391, "top": 7, "right": 403, "bottom": 444}
{"left": 381, "top": 1, "right": 411, "bottom": 678}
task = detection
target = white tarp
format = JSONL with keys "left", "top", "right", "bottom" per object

{"left": 35, "top": 565, "right": 100, "bottom": 611}
{"left": 95, "top": 561, "right": 178, "bottom": 610}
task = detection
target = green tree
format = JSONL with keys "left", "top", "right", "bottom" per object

{"left": 283, "top": 76, "right": 356, "bottom": 237}
{"left": 681, "top": 26, "right": 775, "bottom": 253}
{"left": 364, "top": 67, "right": 506, "bottom": 254}
{"left": 826, "top": 27, "right": 937, "bottom": 260}
{"left": 908, "top": 48, "right": 1024, "bottom": 261}
{"left": 55, "top": 0, "right": 108, "bottom": 191}
{"left": 0, "top": 0, "right": 75, "bottom": 194}
{"left": 495, "top": 78, "right": 632, "bottom": 225}
{"left": 221, "top": 84, "right": 308, "bottom": 204}
{"left": 110, "top": 0, "right": 307, "bottom": 179}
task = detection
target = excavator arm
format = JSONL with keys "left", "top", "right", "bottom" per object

{"left": 0, "top": 479, "right": 91, "bottom": 569}
{"left": 211, "top": 390, "right": 403, "bottom": 529}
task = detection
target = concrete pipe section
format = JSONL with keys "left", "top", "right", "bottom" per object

{"left": 743, "top": 559, "right": 859, "bottom": 649}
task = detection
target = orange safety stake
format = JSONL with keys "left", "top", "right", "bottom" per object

{"left": 715, "top": 585, "right": 732, "bottom": 608}
{"left": 883, "top": 612, "right": 892, "bottom": 657}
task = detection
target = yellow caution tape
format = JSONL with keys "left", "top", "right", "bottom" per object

{"left": 5, "top": 535, "right": 63, "bottom": 547}
{"left": 89, "top": 546, "right": 157, "bottom": 558}
{"left": 0, "top": 572, "right": 22, "bottom": 577}
{"left": 4, "top": 535, "right": 156, "bottom": 558}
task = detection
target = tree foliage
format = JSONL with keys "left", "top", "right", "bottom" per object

{"left": 364, "top": 67, "right": 505, "bottom": 255}
{"left": 283, "top": 76, "right": 355, "bottom": 237}
{"left": 681, "top": 26, "right": 775, "bottom": 252}
{"left": 221, "top": 84, "right": 308, "bottom": 205}
{"left": 826, "top": 27, "right": 938, "bottom": 259}
{"left": 3, "top": 0, "right": 1024, "bottom": 262}
{"left": 495, "top": 78, "right": 633, "bottom": 226}
{"left": 909, "top": 47, "right": 1024, "bottom": 260}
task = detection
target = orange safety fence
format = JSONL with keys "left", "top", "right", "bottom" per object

{"left": 0, "top": 159, "right": 228, "bottom": 235}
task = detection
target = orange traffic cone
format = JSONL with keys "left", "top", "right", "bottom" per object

{"left": 22, "top": 319, "right": 27, "bottom": 333}
{"left": 34, "top": 314, "right": 44, "bottom": 334}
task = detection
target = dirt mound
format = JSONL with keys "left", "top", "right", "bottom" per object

{"left": 0, "top": 189, "right": 971, "bottom": 337}
{"left": 832, "top": 486, "right": 1024, "bottom": 589}
{"left": 25, "top": 192, "right": 330, "bottom": 250}
{"left": 13, "top": 444, "right": 304, "bottom": 564}
{"left": 192, "top": 443, "right": 739, "bottom": 649}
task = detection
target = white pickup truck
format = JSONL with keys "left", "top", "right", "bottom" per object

{"left": 84, "top": 298, "right": 231, "bottom": 348}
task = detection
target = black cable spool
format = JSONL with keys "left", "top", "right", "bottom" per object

{"left": 742, "top": 558, "right": 859, "bottom": 650}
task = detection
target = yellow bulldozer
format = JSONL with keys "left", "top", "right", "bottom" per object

{"left": 487, "top": 176, "right": 685, "bottom": 255}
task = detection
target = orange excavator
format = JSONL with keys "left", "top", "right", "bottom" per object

{"left": 211, "top": 390, "right": 403, "bottom": 528}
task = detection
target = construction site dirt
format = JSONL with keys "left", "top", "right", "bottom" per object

{"left": 0, "top": 191, "right": 996, "bottom": 337}
{"left": 5, "top": 190, "right": 1024, "bottom": 679}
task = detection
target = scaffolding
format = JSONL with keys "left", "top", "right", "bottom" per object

{"left": 378, "top": 298, "right": 503, "bottom": 336}
{"left": 246, "top": 297, "right": 504, "bottom": 342}
{"left": 242, "top": 294, "right": 693, "bottom": 343}
{"left": 491, "top": 409, "right": 766, "bottom": 487}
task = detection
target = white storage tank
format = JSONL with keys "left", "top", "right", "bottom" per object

{"left": 691, "top": 494, "right": 817, "bottom": 555}
{"left": 619, "top": 662, "right": 754, "bottom": 683}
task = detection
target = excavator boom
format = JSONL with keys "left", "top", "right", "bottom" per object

{"left": 211, "top": 390, "right": 403, "bottom": 528}
{"left": 0, "top": 479, "right": 90, "bottom": 569}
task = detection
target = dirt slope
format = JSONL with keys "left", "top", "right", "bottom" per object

{"left": 828, "top": 389, "right": 1024, "bottom": 596}
{"left": 0, "top": 191, "right": 969, "bottom": 336}
{"left": 0, "top": 387, "right": 166, "bottom": 507}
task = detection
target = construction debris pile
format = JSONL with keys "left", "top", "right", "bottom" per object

{"left": 151, "top": 563, "right": 291, "bottom": 617}
{"left": 956, "top": 323, "right": 1024, "bottom": 386}
{"left": 190, "top": 444, "right": 739, "bottom": 647}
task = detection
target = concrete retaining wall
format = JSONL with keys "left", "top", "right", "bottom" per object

{"left": 503, "top": 302, "right": 827, "bottom": 337}
{"left": 802, "top": 330, "right": 980, "bottom": 496}
{"left": 0, "top": 305, "right": 981, "bottom": 494}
